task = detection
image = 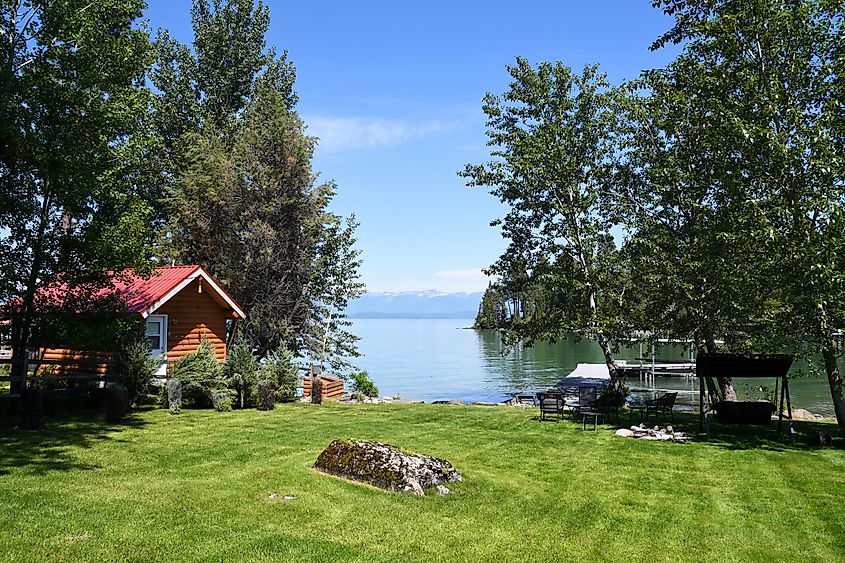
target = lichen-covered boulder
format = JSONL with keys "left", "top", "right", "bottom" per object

{"left": 314, "top": 439, "right": 462, "bottom": 496}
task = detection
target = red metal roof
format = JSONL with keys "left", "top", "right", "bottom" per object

{"left": 116, "top": 265, "right": 203, "bottom": 313}
{"left": 20, "top": 265, "right": 245, "bottom": 318}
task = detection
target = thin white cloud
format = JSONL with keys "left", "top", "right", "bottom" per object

{"left": 305, "top": 116, "right": 458, "bottom": 153}
{"left": 435, "top": 269, "right": 487, "bottom": 280}
{"left": 434, "top": 269, "right": 495, "bottom": 292}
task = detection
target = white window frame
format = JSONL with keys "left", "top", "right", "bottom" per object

{"left": 145, "top": 314, "right": 168, "bottom": 376}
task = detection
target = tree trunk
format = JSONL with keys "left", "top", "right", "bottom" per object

{"left": 596, "top": 330, "right": 621, "bottom": 391}
{"left": 821, "top": 344, "right": 845, "bottom": 439}
{"left": 704, "top": 337, "right": 736, "bottom": 401}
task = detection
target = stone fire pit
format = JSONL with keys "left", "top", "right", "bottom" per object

{"left": 615, "top": 423, "right": 695, "bottom": 443}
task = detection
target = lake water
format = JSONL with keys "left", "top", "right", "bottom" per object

{"left": 350, "top": 318, "right": 837, "bottom": 416}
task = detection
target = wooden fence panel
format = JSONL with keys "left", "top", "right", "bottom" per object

{"left": 303, "top": 375, "right": 345, "bottom": 398}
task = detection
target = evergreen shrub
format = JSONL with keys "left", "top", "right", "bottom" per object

{"left": 113, "top": 335, "right": 162, "bottom": 408}
{"left": 350, "top": 370, "right": 379, "bottom": 398}
{"left": 224, "top": 337, "right": 258, "bottom": 408}
{"left": 260, "top": 346, "right": 299, "bottom": 403}
{"left": 169, "top": 337, "right": 223, "bottom": 408}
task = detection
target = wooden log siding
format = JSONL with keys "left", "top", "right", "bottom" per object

{"left": 157, "top": 279, "right": 232, "bottom": 363}
{"left": 303, "top": 375, "right": 345, "bottom": 399}
{"left": 36, "top": 349, "right": 111, "bottom": 375}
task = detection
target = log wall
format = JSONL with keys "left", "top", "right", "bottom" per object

{"left": 157, "top": 278, "right": 232, "bottom": 363}
{"left": 303, "top": 375, "right": 345, "bottom": 399}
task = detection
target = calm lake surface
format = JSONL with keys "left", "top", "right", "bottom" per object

{"left": 350, "top": 318, "right": 836, "bottom": 416}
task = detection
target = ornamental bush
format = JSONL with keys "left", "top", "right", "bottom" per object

{"left": 169, "top": 337, "right": 223, "bottom": 408}
{"left": 167, "top": 379, "right": 182, "bottom": 415}
{"left": 224, "top": 336, "right": 258, "bottom": 408}
{"left": 259, "top": 346, "right": 299, "bottom": 403}
{"left": 350, "top": 370, "right": 379, "bottom": 399}
{"left": 113, "top": 335, "right": 162, "bottom": 408}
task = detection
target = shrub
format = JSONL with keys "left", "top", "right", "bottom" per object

{"left": 211, "top": 389, "right": 236, "bottom": 411}
{"left": 104, "top": 383, "right": 129, "bottom": 423}
{"left": 215, "top": 397, "right": 233, "bottom": 412}
{"left": 599, "top": 382, "right": 630, "bottom": 408}
{"left": 224, "top": 337, "right": 258, "bottom": 409}
{"left": 350, "top": 370, "right": 379, "bottom": 398}
{"left": 260, "top": 346, "right": 299, "bottom": 403}
{"left": 169, "top": 337, "right": 223, "bottom": 408}
{"left": 113, "top": 335, "right": 162, "bottom": 408}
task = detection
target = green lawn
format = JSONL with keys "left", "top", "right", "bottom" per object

{"left": 1, "top": 400, "right": 844, "bottom": 562}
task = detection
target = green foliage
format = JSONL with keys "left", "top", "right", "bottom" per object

{"left": 260, "top": 346, "right": 300, "bottom": 403}
{"left": 474, "top": 284, "right": 507, "bottom": 330}
{"left": 462, "top": 58, "right": 631, "bottom": 388}
{"left": 224, "top": 336, "right": 258, "bottom": 408}
{"left": 631, "top": 0, "right": 845, "bottom": 430}
{"left": 305, "top": 214, "right": 366, "bottom": 375}
{"left": 149, "top": 1, "right": 364, "bottom": 371}
{"left": 169, "top": 337, "right": 223, "bottom": 408}
{"left": 166, "top": 379, "right": 182, "bottom": 415}
{"left": 0, "top": 0, "right": 155, "bottom": 389}
{"left": 113, "top": 334, "right": 162, "bottom": 408}
{"left": 215, "top": 397, "right": 233, "bottom": 412}
{"left": 349, "top": 371, "right": 379, "bottom": 399}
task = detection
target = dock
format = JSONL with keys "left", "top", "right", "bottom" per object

{"left": 620, "top": 362, "right": 696, "bottom": 384}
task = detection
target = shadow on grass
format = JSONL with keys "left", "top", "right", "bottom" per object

{"left": 0, "top": 394, "right": 149, "bottom": 476}
{"left": 605, "top": 409, "right": 843, "bottom": 452}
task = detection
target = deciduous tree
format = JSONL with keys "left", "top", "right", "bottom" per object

{"left": 462, "top": 59, "right": 631, "bottom": 391}
{"left": 1, "top": 0, "right": 153, "bottom": 394}
{"left": 644, "top": 0, "right": 845, "bottom": 433}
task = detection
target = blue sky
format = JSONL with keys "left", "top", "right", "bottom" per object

{"left": 145, "top": 1, "right": 680, "bottom": 293}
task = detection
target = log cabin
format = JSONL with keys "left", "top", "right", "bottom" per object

{"left": 25, "top": 265, "right": 246, "bottom": 377}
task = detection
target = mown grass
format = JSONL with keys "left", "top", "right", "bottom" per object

{"left": 1, "top": 399, "right": 844, "bottom": 562}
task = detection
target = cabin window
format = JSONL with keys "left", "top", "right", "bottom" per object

{"left": 145, "top": 317, "right": 166, "bottom": 353}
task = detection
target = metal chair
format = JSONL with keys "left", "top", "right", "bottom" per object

{"left": 645, "top": 392, "right": 678, "bottom": 421}
{"left": 536, "top": 392, "right": 564, "bottom": 421}
{"left": 565, "top": 386, "right": 597, "bottom": 419}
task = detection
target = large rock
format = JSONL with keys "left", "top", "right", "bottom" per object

{"left": 167, "top": 379, "right": 182, "bottom": 415}
{"left": 314, "top": 439, "right": 462, "bottom": 496}
{"left": 104, "top": 383, "right": 129, "bottom": 423}
{"left": 789, "top": 408, "right": 823, "bottom": 420}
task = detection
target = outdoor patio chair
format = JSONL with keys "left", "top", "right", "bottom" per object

{"left": 514, "top": 393, "right": 537, "bottom": 406}
{"left": 645, "top": 392, "right": 677, "bottom": 421}
{"left": 565, "top": 386, "right": 597, "bottom": 419}
{"left": 536, "top": 392, "right": 564, "bottom": 421}
{"left": 588, "top": 393, "right": 621, "bottom": 425}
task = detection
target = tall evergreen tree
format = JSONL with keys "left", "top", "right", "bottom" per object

{"left": 150, "top": 0, "right": 363, "bottom": 370}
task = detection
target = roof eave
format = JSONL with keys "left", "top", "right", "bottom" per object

{"left": 141, "top": 267, "right": 246, "bottom": 319}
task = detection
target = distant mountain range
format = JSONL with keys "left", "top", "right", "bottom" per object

{"left": 346, "top": 290, "right": 483, "bottom": 319}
